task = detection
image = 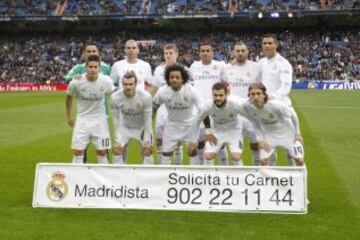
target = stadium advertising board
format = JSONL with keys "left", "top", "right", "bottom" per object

{"left": 0, "top": 83, "right": 68, "bottom": 92}
{"left": 33, "top": 164, "right": 308, "bottom": 214}
{"left": 292, "top": 82, "right": 360, "bottom": 90}
{"left": 2, "top": 83, "right": 359, "bottom": 92}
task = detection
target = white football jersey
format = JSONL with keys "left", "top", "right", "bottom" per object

{"left": 189, "top": 60, "right": 226, "bottom": 101}
{"left": 259, "top": 53, "right": 293, "bottom": 106}
{"left": 66, "top": 73, "right": 114, "bottom": 119}
{"left": 110, "top": 88, "right": 152, "bottom": 130}
{"left": 198, "top": 96, "right": 246, "bottom": 132}
{"left": 153, "top": 84, "right": 203, "bottom": 125}
{"left": 223, "top": 60, "right": 261, "bottom": 98}
{"left": 238, "top": 99, "right": 300, "bottom": 146}
{"left": 153, "top": 64, "right": 167, "bottom": 88}
{"left": 110, "top": 59, "right": 153, "bottom": 89}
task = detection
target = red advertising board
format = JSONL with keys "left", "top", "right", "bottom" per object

{"left": 0, "top": 83, "right": 68, "bottom": 92}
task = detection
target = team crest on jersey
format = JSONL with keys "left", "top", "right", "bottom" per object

{"left": 229, "top": 113, "right": 234, "bottom": 118}
{"left": 213, "top": 65, "right": 217, "bottom": 70}
{"left": 100, "top": 86, "right": 105, "bottom": 92}
{"left": 183, "top": 96, "right": 189, "bottom": 102}
{"left": 269, "top": 113, "right": 274, "bottom": 119}
{"left": 136, "top": 102, "right": 142, "bottom": 109}
{"left": 46, "top": 171, "right": 68, "bottom": 202}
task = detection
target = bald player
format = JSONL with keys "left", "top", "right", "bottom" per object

{"left": 110, "top": 39, "right": 153, "bottom": 89}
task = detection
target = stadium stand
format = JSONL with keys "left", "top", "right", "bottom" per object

{"left": 0, "top": 29, "right": 359, "bottom": 83}
{"left": 0, "top": 1, "right": 358, "bottom": 83}
{"left": 0, "top": 0, "right": 358, "bottom": 16}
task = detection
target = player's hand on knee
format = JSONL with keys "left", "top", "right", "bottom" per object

{"left": 261, "top": 158, "right": 270, "bottom": 166}
{"left": 143, "top": 143, "right": 153, "bottom": 156}
{"left": 259, "top": 141, "right": 271, "bottom": 152}
{"left": 113, "top": 144, "right": 123, "bottom": 155}
{"left": 205, "top": 133, "right": 217, "bottom": 145}
{"left": 188, "top": 143, "right": 197, "bottom": 154}
{"left": 250, "top": 142, "right": 260, "bottom": 151}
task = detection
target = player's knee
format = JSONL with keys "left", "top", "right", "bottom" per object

{"left": 163, "top": 152, "right": 173, "bottom": 157}
{"left": 294, "top": 158, "right": 304, "bottom": 166}
{"left": 231, "top": 153, "right": 242, "bottom": 161}
{"left": 113, "top": 147, "right": 122, "bottom": 155}
{"left": 113, "top": 144, "right": 123, "bottom": 155}
{"left": 143, "top": 147, "right": 152, "bottom": 156}
{"left": 156, "top": 139, "right": 162, "bottom": 147}
{"left": 188, "top": 149, "right": 198, "bottom": 157}
{"left": 205, "top": 152, "right": 215, "bottom": 160}
{"left": 198, "top": 141, "right": 205, "bottom": 149}
{"left": 97, "top": 149, "right": 107, "bottom": 156}
{"left": 73, "top": 149, "right": 84, "bottom": 156}
{"left": 250, "top": 143, "right": 259, "bottom": 151}
{"left": 261, "top": 158, "right": 270, "bottom": 166}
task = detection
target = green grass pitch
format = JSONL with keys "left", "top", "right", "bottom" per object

{"left": 0, "top": 90, "right": 359, "bottom": 239}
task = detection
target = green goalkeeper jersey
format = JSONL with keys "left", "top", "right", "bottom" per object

{"left": 64, "top": 62, "right": 111, "bottom": 82}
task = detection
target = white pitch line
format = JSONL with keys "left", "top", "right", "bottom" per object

{"left": 296, "top": 105, "right": 360, "bottom": 109}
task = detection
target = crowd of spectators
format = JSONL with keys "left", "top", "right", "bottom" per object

{"left": 0, "top": 0, "right": 359, "bottom": 16}
{"left": 0, "top": 29, "right": 358, "bottom": 83}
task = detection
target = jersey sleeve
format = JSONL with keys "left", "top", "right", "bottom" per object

{"left": 110, "top": 62, "right": 119, "bottom": 86}
{"left": 254, "top": 62, "right": 262, "bottom": 83}
{"left": 104, "top": 76, "right": 115, "bottom": 93}
{"left": 64, "top": 65, "right": 82, "bottom": 83}
{"left": 144, "top": 62, "right": 154, "bottom": 85}
{"left": 101, "top": 62, "right": 111, "bottom": 76}
{"left": 191, "top": 86, "right": 204, "bottom": 112}
{"left": 153, "top": 66, "right": 165, "bottom": 88}
{"left": 66, "top": 80, "right": 77, "bottom": 96}
{"left": 142, "top": 92, "right": 153, "bottom": 143}
{"left": 110, "top": 92, "right": 121, "bottom": 139}
{"left": 274, "top": 61, "right": 293, "bottom": 99}
{"left": 152, "top": 87, "right": 164, "bottom": 112}
{"left": 277, "top": 102, "right": 301, "bottom": 134}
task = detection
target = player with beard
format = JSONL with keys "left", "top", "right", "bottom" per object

{"left": 190, "top": 82, "right": 247, "bottom": 165}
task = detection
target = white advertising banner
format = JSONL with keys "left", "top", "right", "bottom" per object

{"left": 33, "top": 163, "right": 308, "bottom": 214}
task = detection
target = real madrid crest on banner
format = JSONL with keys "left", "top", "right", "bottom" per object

{"left": 46, "top": 171, "right": 68, "bottom": 202}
